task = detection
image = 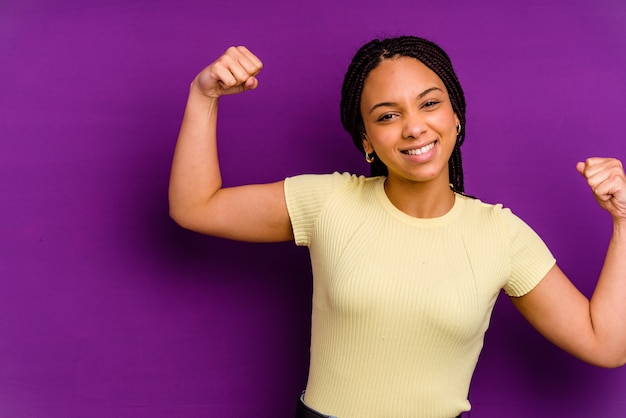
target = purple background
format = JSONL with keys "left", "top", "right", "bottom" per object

{"left": 2, "top": 0, "right": 625, "bottom": 416}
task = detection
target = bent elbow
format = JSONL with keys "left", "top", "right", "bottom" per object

{"left": 585, "top": 350, "right": 626, "bottom": 369}
{"left": 169, "top": 204, "right": 217, "bottom": 236}
{"left": 603, "top": 356, "right": 626, "bottom": 369}
{"left": 601, "top": 345, "right": 626, "bottom": 368}
{"left": 168, "top": 205, "right": 196, "bottom": 231}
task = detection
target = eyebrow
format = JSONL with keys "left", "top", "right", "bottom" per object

{"left": 367, "top": 87, "right": 444, "bottom": 114}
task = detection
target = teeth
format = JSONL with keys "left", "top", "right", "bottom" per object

{"left": 404, "top": 142, "right": 435, "bottom": 155}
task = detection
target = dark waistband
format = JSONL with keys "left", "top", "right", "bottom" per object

{"left": 295, "top": 393, "right": 336, "bottom": 418}
{"left": 295, "top": 392, "right": 462, "bottom": 418}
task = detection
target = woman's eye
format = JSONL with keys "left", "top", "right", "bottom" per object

{"left": 422, "top": 100, "right": 440, "bottom": 109}
{"left": 377, "top": 113, "right": 395, "bottom": 122}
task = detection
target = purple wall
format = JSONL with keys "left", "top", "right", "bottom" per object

{"left": 2, "top": 0, "right": 625, "bottom": 416}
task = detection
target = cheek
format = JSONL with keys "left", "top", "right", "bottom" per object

{"left": 367, "top": 130, "right": 399, "bottom": 154}
{"left": 364, "top": 122, "right": 396, "bottom": 142}
{"left": 433, "top": 113, "right": 457, "bottom": 137}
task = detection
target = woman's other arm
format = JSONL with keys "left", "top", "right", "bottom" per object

{"left": 512, "top": 158, "right": 626, "bottom": 368}
{"left": 169, "top": 46, "right": 293, "bottom": 242}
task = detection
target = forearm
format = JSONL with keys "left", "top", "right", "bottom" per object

{"left": 589, "top": 221, "right": 626, "bottom": 366}
{"left": 168, "top": 83, "right": 221, "bottom": 226}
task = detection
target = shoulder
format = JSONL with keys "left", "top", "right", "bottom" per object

{"left": 457, "top": 194, "right": 508, "bottom": 220}
{"left": 285, "top": 171, "right": 373, "bottom": 185}
{"left": 284, "top": 172, "right": 381, "bottom": 246}
{"left": 457, "top": 195, "right": 540, "bottom": 239}
{"left": 285, "top": 171, "right": 380, "bottom": 196}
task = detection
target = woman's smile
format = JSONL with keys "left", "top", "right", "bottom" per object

{"left": 400, "top": 140, "right": 438, "bottom": 162}
{"left": 360, "top": 56, "right": 459, "bottom": 187}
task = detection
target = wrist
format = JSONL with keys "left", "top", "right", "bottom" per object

{"left": 189, "top": 79, "right": 220, "bottom": 101}
{"left": 187, "top": 82, "right": 219, "bottom": 110}
{"left": 612, "top": 219, "right": 626, "bottom": 242}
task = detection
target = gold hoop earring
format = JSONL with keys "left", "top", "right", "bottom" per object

{"left": 365, "top": 152, "right": 375, "bottom": 164}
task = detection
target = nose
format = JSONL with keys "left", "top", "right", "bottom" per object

{"left": 401, "top": 110, "right": 426, "bottom": 139}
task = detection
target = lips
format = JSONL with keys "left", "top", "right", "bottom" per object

{"left": 401, "top": 141, "right": 436, "bottom": 156}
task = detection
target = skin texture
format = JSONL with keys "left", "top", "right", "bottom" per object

{"left": 169, "top": 45, "right": 626, "bottom": 367}
{"left": 360, "top": 56, "right": 459, "bottom": 218}
{"left": 169, "top": 47, "right": 292, "bottom": 242}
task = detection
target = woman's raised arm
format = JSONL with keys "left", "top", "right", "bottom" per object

{"left": 168, "top": 46, "right": 293, "bottom": 242}
{"left": 512, "top": 158, "right": 626, "bottom": 367}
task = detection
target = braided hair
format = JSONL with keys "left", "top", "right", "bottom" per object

{"left": 340, "top": 36, "right": 467, "bottom": 193}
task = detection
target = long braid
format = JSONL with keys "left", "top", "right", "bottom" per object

{"left": 340, "top": 36, "right": 468, "bottom": 193}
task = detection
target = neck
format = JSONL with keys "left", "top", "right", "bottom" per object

{"left": 383, "top": 176, "right": 456, "bottom": 219}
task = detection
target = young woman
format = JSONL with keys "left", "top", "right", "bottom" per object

{"left": 169, "top": 36, "right": 626, "bottom": 418}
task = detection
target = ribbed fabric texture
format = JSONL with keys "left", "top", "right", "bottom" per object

{"left": 284, "top": 172, "right": 556, "bottom": 418}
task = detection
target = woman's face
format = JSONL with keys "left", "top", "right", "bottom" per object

{"left": 360, "top": 56, "right": 459, "bottom": 188}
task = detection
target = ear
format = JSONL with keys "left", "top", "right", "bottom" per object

{"left": 454, "top": 114, "right": 460, "bottom": 127}
{"left": 362, "top": 132, "right": 374, "bottom": 153}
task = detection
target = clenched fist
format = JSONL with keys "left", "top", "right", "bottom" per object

{"left": 577, "top": 158, "right": 626, "bottom": 223}
{"left": 193, "top": 46, "right": 263, "bottom": 99}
